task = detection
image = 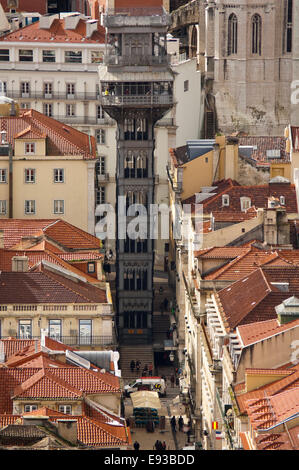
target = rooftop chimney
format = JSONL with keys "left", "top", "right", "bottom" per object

{"left": 39, "top": 14, "right": 58, "bottom": 30}
{"left": 57, "top": 419, "right": 78, "bottom": 445}
{"left": 86, "top": 19, "right": 98, "bottom": 38}
{"left": 64, "top": 14, "right": 81, "bottom": 30}
{"left": 12, "top": 256, "right": 29, "bottom": 272}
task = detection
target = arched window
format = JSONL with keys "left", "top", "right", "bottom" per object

{"left": 252, "top": 14, "right": 262, "bottom": 55}
{"left": 228, "top": 14, "right": 238, "bottom": 55}
{"left": 190, "top": 26, "right": 197, "bottom": 58}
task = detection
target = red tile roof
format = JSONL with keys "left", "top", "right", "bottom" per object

{"left": 237, "top": 319, "right": 299, "bottom": 347}
{"left": 0, "top": 17, "right": 105, "bottom": 44}
{"left": 0, "top": 268, "right": 107, "bottom": 304}
{"left": 235, "top": 364, "right": 299, "bottom": 414}
{"left": 0, "top": 248, "right": 101, "bottom": 284}
{"left": 246, "top": 388, "right": 299, "bottom": 430}
{"left": 215, "top": 266, "right": 299, "bottom": 331}
{"left": 183, "top": 179, "right": 298, "bottom": 214}
{"left": 238, "top": 136, "right": 289, "bottom": 164}
{"left": 212, "top": 207, "right": 258, "bottom": 223}
{"left": 204, "top": 248, "right": 296, "bottom": 281}
{"left": 0, "top": 219, "right": 102, "bottom": 250}
{"left": 0, "top": 110, "right": 96, "bottom": 159}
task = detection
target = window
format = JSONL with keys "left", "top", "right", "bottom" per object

{"left": 49, "top": 319, "right": 62, "bottom": 340}
{"left": 19, "top": 319, "right": 32, "bottom": 338}
{"left": 97, "top": 105, "right": 105, "bottom": 120}
{"left": 54, "top": 200, "right": 64, "bottom": 214}
{"left": 0, "top": 49, "right": 9, "bottom": 61}
{"left": 87, "top": 262, "right": 95, "bottom": 273}
{"left": 280, "top": 196, "right": 286, "bottom": 205}
{"left": 96, "top": 156, "right": 105, "bottom": 175}
{"left": 284, "top": 0, "right": 293, "bottom": 53}
{"left": 43, "top": 103, "right": 53, "bottom": 117}
{"left": 0, "top": 200, "right": 6, "bottom": 215}
{"left": 25, "top": 168, "right": 36, "bottom": 183}
{"left": 65, "top": 50, "right": 82, "bottom": 63}
{"left": 252, "top": 14, "right": 262, "bottom": 55}
{"left": 91, "top": 50, "right": 104, "bottom": 63}
{"left": 21, "top": 82, "right": 30, "bottom": 95}
{"left": 96, "top": 187, "right": 105, "bottom": 205}
{"left": 44, "top": 82, "right": 52, "bottom": 96}
{"left": 222, "top": 194, "right": 230, "bottom": 207}
{"left": 25, "top": 200, "right": 35, "bottom": 215}
{"left": 79, "top": 319, "right": 92, "bottom": 345}
{"left": 66, "top": 83, "right": 75, "bottom": 96}
{"left": 20, "top": 102, "right": 31, "bottom": 109}
{"left": 96, "top": 129, "right": 106, "bottom": 144}
{"left": 19, "top": 49, "right": 33, "bottom": 62}
{"left": 42, "top": 50, "right": 55, "bottom": 62}
{"left": 228, "top": 13, "right": 238, "bottom": 55}
{"left": 0, "top": 81, "right": 6, "bottom": 94}
{"left": 240, "top": 197, "right": 251, "bottom": 211}
{"left": 59, "top": 405, "right": 72, "bottom": 414}
{"left": 184, "top": 80, "right": 189, "bottom": 92}
{"left": 25, "top": 143, "right": 35, "bottom": 154}
{"left": 66, "top": 104, "right": 75, "bottom": 117}
{"left": 0, "top": 169, "right": 7, "bottom": 183}
{"left": 54, "top": 168, "right": 64, "bottom": 183}
{"left": 24, "top": 404, "right": 38, "bottom": 413}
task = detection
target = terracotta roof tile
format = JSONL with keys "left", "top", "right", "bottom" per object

{"left": 238, "top": 136, "right": 289, "bottom": 164}
{"left": 0, "top": 269, "right": 107, "bottom": 304}
{"left": 0, "top": 18, "right": 105, "bottom": 44}
{"left": 237, "top": 318, "right": 299, "bottom": 347}
{"left": 0, "top": 110, "right": 96, "bottom": 159}
{"left": 184, "top": 179, "right": 298, "bottom": 214}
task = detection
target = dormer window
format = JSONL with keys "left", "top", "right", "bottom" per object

{"left": 240, "top": 197, "right": 251, "bottom": 211}
{"left": 280, "top": 196, "right": 286, "bottom": 205}
{"left": 25, "top": 143, "right": 35, "bottom": 155}
{"left": 222, "top": 194, "right": 230, "bottom": 207}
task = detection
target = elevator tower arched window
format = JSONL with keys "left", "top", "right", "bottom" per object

{"left": 228, "top": 14, "right": 238, "bottom": 55}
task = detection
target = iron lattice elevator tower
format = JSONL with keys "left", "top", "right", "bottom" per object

{"left": 99, "top": 5, "right": 174, "bottom": 344}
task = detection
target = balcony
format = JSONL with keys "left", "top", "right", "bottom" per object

{"left": 97, "top": 173, "right": 110, "bottom": 183}
{"left": 104, "top": 54, "right": 171, "bottom": 67}
{"left": 100, "top": 93, "right": 173, "bottom": 107}
{"left": 50, "top": 115, "right": 113, "bottom": 126}
{"left": 6, "top": 90, "right": 101, "bottom": 101}
{"left": 0, "top": 335, "right": 116, "bottom": 347}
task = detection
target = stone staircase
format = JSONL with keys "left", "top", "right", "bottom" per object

{"left": 118, "top": 344, "right": 154, "bottom": 379}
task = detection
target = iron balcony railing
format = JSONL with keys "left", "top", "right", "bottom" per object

{"left": 0, "top": 335, "right": 116, "bottom": 346}
{"left": 104, "top": 54, "right": 171, "bottom": 67}
{"left": 100, "top": 94, "right": 173, "bottom": 106}
{"left": 49, "top": 115, "right": 113, "bottom": 125}
{"left": 5, "top": 90, "right": 101, "bottom": 101}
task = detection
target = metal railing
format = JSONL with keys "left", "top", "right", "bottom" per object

{"left": 100, "top": 94, "right": 173, "bottom": 106}
{"left": 6, "top": 90, "right": 101, "bottom": 101}
{"left": 104, "top": 54, "right": 170, "bottom": 66}
{"left": 49, "top": 115, "right": 112, "bottom": 125}
{"left": 0, "top": 335, "right": 116, "bottom": 346}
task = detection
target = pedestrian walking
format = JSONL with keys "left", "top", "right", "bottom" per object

{"left": 163, "top": 298, "right": 169, "bottom": 311}
{"left": 142, "top": 366, "right": 147, "bottom": 377}
{"left": 148, "top": 362, "right": 153, "bottom": 376}
{"left": 159, "top": 286, "right": 164, "bottom": 294}
{"left": 170, "top": 416, "right": 176, "bottom": 432}
{"left": 134, "top": 441, "right": 140, "bottom": 450}
{"left": 136, "top": 360, "right": 141, "bottom": 374}
{"left": 154, "top": 440, "right": 161, "bottom": 450}
{"left": 130, "top": 360, "right": 135, "bottom": 373}
{"left": 178, "top": 416, "right": 184, "bottom": 432}
{"left": 161, "top": 441, "right": 167, "bottom": 451}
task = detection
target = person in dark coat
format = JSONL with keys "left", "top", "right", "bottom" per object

{"left": 136, "top": 360, "right": 141, "bottom": 374}
{"left": 178, "top": 416, "right": 184, "bottom": 432}
{"left": 170, "top": 416, "right": 176, "bottom": 432}
{"left": 134, "top": 441, "right": 140, "bottom": 450}
{"left": 161, "top": 441, "right": 167, "bottom": 451}
{"left": 130, "top": 360, "right": 135, "bottom": 373}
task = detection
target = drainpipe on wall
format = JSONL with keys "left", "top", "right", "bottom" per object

{"left": 9, "top": 143, "right": 13, "bottom": 218}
